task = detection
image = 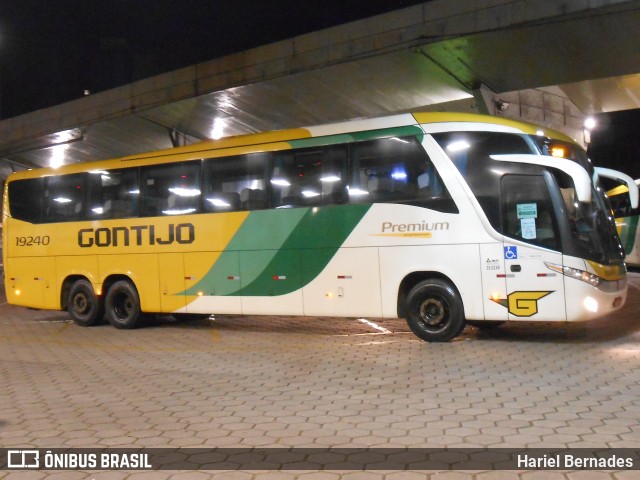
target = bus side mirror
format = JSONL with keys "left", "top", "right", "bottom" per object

{"left": 594, "top": 167, "right": 639, "bottom": 209}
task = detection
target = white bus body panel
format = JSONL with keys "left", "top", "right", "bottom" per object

{"left": 302, "top": 247, "right": 383, "bottom": 317}
{"left": 378, "top": 243, "right": 484, "bottom": 319}
{"left": 343, "top": 202, "right": 493, "bottom": 321}
{"left": 479, "top": 243, "right": 509, "bottom": 321}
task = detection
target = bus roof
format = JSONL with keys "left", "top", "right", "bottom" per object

{"left": 6, "top": 111, "right": 580, "bottom": 181}
{"left": 413, "top": 112, "right": 577, "bottom": 143}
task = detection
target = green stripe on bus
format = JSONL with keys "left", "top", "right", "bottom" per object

{"left": 183, "top": 204, "right": 370, "bottom": 297}
{"left": 182, "top": 208, "right": 306, "bottom": 296}
{"left": 228, "top": 208, "right": 308, "bottom": 251}
{"left": 235, "top": 204, "right": 370, "bottom": 296}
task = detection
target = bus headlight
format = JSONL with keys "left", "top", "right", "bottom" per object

{"left": 583, "top": 296, "right": 599, "bottom": 313}
{"left": 545, "top": 262, "right": 600, "bottom": 287}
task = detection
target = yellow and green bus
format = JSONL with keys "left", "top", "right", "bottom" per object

{"left": 2, "top": 112, "right": 628, "bottom": 341}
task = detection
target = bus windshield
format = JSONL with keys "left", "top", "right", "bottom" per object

{"left": 559, "top": 181, "right": 625, "bottom": 264}
{"left": 432, "top": 131, "right": 624, "bottom": 265}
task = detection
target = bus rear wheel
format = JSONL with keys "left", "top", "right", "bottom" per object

{"left": 67, "top": 279, "right": 104, "bottom": 327}
{"left": 405, "top": 279, "right": 465, "bottom": 342}
{"left": 105, "top": 280, "right": 142, "bottom": 329}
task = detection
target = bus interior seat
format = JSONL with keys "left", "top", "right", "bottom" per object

{"left": 142, "top": 198, "right": 160, "bottom": 216}
{"left": 166, "top": 194, "right": 179, "bottom": 211}
{"left": 280, "top": 194, "right": 304, "bottom": 207}
{"left": 222, "top": 192, "right": 241, "bottom": 210}
{"left": 165, "top": 193, "right": 198, "bottom": 214}
{"left": 240, "top": 188, "right": 267, "bottom": 210}
{"left": 101, "top": 199, "right": 113, "bottom": 217}
{"left": 368, "top": 176, "right": 404, "bottom": 202}
{"left": 206, "top": 192, "right": 241, "bottom": 212}
{"left": 279, "top": 181, "right": 302, "bottom": 207}
{"left": 50, "top": 200, "right": 81, "bottom": 222}
{"left": 104, "top": 199, "right": 132, "bottom": 218}
{"left": 323, "top": 190, "right": 347, "bottom": 205}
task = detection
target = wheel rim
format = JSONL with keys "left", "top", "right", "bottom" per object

{"left": 419, "top": 296, "right": 448, "bottom": 328}
{"left": 113, "top": 292, "right": 133, "bottom": 320}
{"left": 73, "top": 292, "right": 90, "bottom": 315}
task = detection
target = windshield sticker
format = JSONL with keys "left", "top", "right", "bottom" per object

{"left": 521, "top": 217, "right": 537, "bottom": 239}
{"left": 517, "top": 203, "right": 538, "bottom": 219}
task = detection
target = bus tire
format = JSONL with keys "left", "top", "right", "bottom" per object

{"left": 405, "top": 279, "right": 465, "bottom": 342}
{"left": 67, "top": 279, "right": 104, "bottom": 327}
{"left": 105, "top": 280, "right": 142, "bottom": 329}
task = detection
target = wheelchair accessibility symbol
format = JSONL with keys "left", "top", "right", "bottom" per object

{"left": 504, "top": 246, "right": 518, "bottom": 260}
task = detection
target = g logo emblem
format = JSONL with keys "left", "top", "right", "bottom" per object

{"left": 491, "top": 291, "right": 553, "bottom": 317}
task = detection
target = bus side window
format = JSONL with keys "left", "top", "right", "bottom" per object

{"left": 7, "top": 178, "right": 45, "bottom": 223}
{"left": 86, "top": 168, "right": 139, "bottom": 219}
{"left": 270, "top": 146, "right": 347, "bottom": 209}
{"left": 44, "top": 174, "right": 85, "bottom": 223}
{"left": 203, "top": 152, "right": 268, "bottom": 212}
{"left": 140, "top": 161, "right": 201, "bottom": 217}
{"left": 349, "top": 136, "right": 457, "bottom": 213}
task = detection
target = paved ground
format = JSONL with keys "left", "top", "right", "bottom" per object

{"left": 1, "top": 274, "right": 639, "bottom": 479}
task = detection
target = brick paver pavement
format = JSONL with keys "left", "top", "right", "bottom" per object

{"left": 1, "top": 274, "right": 639, "bottom": 479}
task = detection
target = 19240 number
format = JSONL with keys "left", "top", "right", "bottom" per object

{"left": 15, "top": 235, "right": 50, "bottom": 247}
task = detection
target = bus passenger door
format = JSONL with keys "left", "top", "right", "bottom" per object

{"left": 501, "top": 175, "right": 566, "bottom": 321}
{"left": 158, "top": 252, "right": 186, "bottom": 313}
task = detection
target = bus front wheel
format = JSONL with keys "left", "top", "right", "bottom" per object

{"left": 405, "top": 279, "right": 465, "bottom": 342}
{"left": 105, "top": 280, "right": 142, "bottom": 329}
{"left": 67, "top": 279, "right": 104, "bottom": 327}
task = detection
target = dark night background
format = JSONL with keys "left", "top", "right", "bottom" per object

{"left": 0, "top": 0, "right": 638, "bottom": 178}
{"left": 0, "top": 0, "right": 425, "bottom": 117}
{"left": 588, "top": 110, "right": 640, "bottom": 180}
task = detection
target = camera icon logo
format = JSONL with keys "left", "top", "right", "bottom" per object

{"left": 7, "top": 450, "right": 40, "bottom": 469}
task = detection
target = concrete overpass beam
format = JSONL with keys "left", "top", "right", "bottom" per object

{"left": 494, "top": 87, "right": 587, "bottom": 145}
{"left": 472, "top": 83, "right": 498, "bottom": 115}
